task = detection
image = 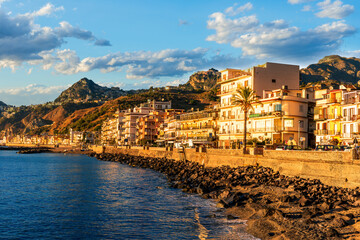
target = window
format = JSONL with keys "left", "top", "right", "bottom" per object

{"left": 275, "top": 104, "right": 282, "bottom": 111}
{"left": 272, "top": 79, "right": 276, "bottom": 83}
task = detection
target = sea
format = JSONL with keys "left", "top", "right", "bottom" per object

{"left": 0, "top": 150, "right": 258, "bottom": 239}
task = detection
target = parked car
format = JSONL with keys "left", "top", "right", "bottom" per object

{"left": 315, "top": 145, "right": 335, "bottom": 151}
{"left": 334, "top": 145, "right": 352, "bottom": 152}
{"left": 275, "top": 145, "right": 286, "bottom": 150}
{"left": 275, "top": 145, "right": 302, "bottom": 150}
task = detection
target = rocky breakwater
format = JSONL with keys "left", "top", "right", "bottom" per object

{"left": 90, "top": 152, "right": 360, "bottom": 240}
{"left": 17, "top": 147, "right": 51, "bottom": 154}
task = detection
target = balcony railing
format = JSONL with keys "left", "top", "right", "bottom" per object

{"left": 249, "top": 111, "right": 283, "bottom": 118}
{"left": 314, "top": 129, "right": 338, "bottom": 135}
{"left": 314, "top": 114, "right": 327, "bottom": 120}
{"left": 176, "top": 125, "right": 218, "bottom": 131}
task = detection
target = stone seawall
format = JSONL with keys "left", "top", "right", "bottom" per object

{"left": 91, "top": 145, "right": 360, "bottom": 189}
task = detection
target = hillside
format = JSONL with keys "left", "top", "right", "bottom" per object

{"left": 301, "top": 55, "right": 360, "bottom": 84}
{"left": 55, "top": 78, "right": 128, "bottom": 103}
{"left": 0, "top": 101, "right": 6, "bottom": 107}
{"left": 182, "top": 68, "right": 220, "bottom": 91}
{"left": 0, "top": 72, "right": 219, "bottom": 135}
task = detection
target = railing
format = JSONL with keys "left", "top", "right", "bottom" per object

{"left": 176, "top": 125, "right": 218, "bottom": 130}
{"left": 314, "top": 129, "right": 329, "bottom": 135}
{"left": 249, "top": 111, "right": 283, "bottom": 118}
{"left": 220, "top": 115, "right": 236, "bottom": 120}
{"left": 249, "top": 127, "right": 282, "bottom": 133}
{"left": 314, "top": 114, "right": 327, "bottom": 120}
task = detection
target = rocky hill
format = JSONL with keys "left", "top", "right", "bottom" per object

{"left": 301, "top": 55, "right": 360, "bottom": 84}
{"left": 55, "top": 78, "right": 128, "bottom": 103}
{"left": 183, "top": 68, "right": 220, "bottom": 91}
{"left": 0, "top": 73, "right": 219, "bottom": 135}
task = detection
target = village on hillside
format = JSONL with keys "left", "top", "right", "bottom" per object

{"left": 2, "top": 62, "right": 360, "bottom": 151}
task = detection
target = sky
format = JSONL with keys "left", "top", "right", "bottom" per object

{"left": 0, "top": 0, "right": 359, "bottom": 106}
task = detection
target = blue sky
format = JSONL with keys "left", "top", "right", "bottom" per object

{"left": 0, "top": 0, "right": 359, "bottom": 105}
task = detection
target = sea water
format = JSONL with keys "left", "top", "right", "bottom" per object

{"left": 0, "top": 151, "right": 258, "bottom": 239}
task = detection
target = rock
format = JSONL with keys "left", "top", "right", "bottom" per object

{"left": 299, "top": 196, "right": 310, "bottom": 207}
{"left": 319, "top": 202, "right": 331, "bottom": 212}
{"left": 330, "top": 216, "right": 349, "bottom": 228}
{"left": 227, "top": 215, "right": 238, "bottom": 220}
{"left": 326, "top": 227, "right": 340, "bottom": 238}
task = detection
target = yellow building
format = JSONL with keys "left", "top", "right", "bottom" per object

{"left": 175, "top": 109, "right": 219, "bottom": 147}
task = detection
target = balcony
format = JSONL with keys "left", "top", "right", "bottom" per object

{"left": 314, "top": 114, "right": 327, "bottom": 121}
{"left": 249, "top": 127, "right": 282, "bottom": 133}
{"left": 176, "top": 125, "right": 218, "bottom": 131}
{"left": 317, "top": 129, "right": 328, "bottom": 135}
{"left": 220, "top": 115, "right": 236, "bottom": 120}
{"left": 248, "top": 111, "right": 283, "bottom": 119}
{"left": 342, "top": 133, "right": 357, "bottom": 138}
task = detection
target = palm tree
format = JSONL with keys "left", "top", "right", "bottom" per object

{"left": 231, "top": 86, "right": 261, "bottom": 154}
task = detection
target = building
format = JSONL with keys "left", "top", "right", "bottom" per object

{"left": 101, "top": 110, "right": 126, "bottom": 145}
{"left": 136, "top": 111, "right": 167, "bottom": 145}
{"left": 217, "top": 62, "right": 311, "bottom": 148}
{"left": 314, "top": 86, "right": 360, "bottom": 145}
{"left": 121, "top": 100, "right": 172, "bottom": 145}
{"left": 159, "top": 109, "right": 185, "bottom": 145}
{"left": 175, "top": 109, "right": 219, "bottom": 147}
{"left": 70, "top": 128, "right": 84, "bottom": 145}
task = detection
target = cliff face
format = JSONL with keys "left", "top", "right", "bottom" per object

{"left": 55, "top": 78, "right": 127, "bottom": 103}
{"left": 301, "top": 55, "right": 360, "bottom": 84}
{"left": 185, "top": 68, "right": 220, "bottom": 91}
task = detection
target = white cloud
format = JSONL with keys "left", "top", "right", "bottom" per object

{"left": 225, "top": 2, "right": 253, "bottom": 16}
{"left": 0, "top": 0, "right": 8, "bottom": 7}
{"left": 316, "top": 0, "right": 354, "bottom": 19}
{"left": 165, "top": 78, "right": 187, "bottom": 86}
{"left": 179, "top": 20, "right": 189, "bottom": 26}
{"left": 288, "top": 0, "right": 314, "bottom": 4}
{"left": 302, "top": 5, "right": 312, "bottom": 11}
{"left": 32, "top": 47, "right": 245, "bottom": 79}
{"left": 206, "top": 7, "right": 356, "bottom": 61}
{"left": 0, "top": 84, "right": 68, "bottom": 105}
{"left": 0, "top": 4, "right": 111, "bottom": 71}
{"left": 0, "top": 84, "right": 66, "bottom": 96}
{"left": 207, "top": 13, "right": 259, "bottom": 44}
{"left": 26, "top": 3, "right": 64, "bottom": 18}
{"left": 98, "top": 82, "right": 126, "bottom": 89}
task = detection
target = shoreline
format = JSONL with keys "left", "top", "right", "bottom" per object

{"left": 90, "top": 152, "right": 360, "bottom": 240}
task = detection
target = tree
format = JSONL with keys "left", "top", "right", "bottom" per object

{"left": 231, "top": 86, "right": 261, "bottom": 154}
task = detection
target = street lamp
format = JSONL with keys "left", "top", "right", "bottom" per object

{"left": 298, "top": 120, "right": 301, "bottom": 148}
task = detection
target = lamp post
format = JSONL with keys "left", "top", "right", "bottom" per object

{"left": 298, "top": 120, "right": 301, "bottom": 148}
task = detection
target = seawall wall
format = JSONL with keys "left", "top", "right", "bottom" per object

{"left": 91, "top": 145, "right": 360, "bottom": 189}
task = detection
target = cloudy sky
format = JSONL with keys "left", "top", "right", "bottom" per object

{"left": 0, "top": 0, "right": 359, "bottom": 105}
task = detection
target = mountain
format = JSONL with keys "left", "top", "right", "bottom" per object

{"left": 300, "top": 55, "right": 360, "bottom": 84}
{"left": 55, "top": 78, "right": 128, "bottom": 103}
{"left": 0, "top": 73, "right": 219, "bottom": 135}
{"left": 183, "top": 68, "right": 220, "bottom": 91}
{"left": 0, "top": 101, "right": 7, "bottom": 107}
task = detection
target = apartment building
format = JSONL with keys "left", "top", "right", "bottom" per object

{"left": 217, "top": 62, "right": 310, "bottom": 148}
{"left": 101, "top": 110, "right": 126, "bottom": 145}
{"left": 175, "top": 109, "right": 219, "bottom": 147}
{"left": 121, "top": 100, "right": 171, "bottom": 145}
{"left": 314, "top": 86, "right": 360, "bottom": 145}
{"left": 136, "top": 111, "right": 167, "bottom": 144}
